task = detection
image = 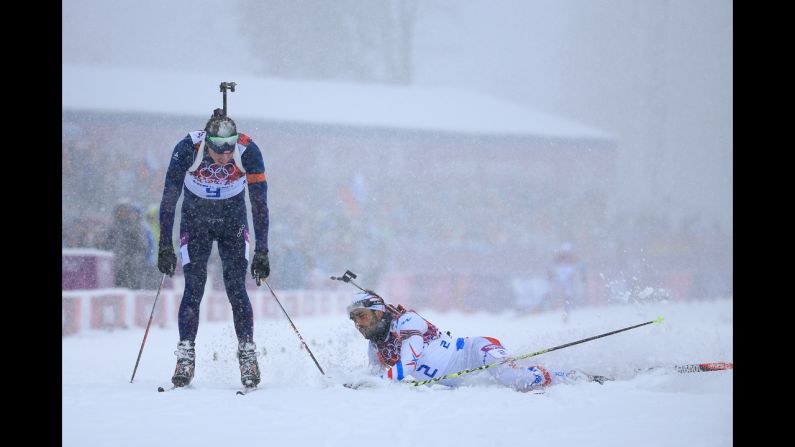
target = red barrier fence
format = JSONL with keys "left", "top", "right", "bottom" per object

{"left": 62, "top": 287, "right": 351, "bottom": 337}
{"left": 62, "top": 248, "right": 115, "bottom": 290}
{"left": 62, "top": 250, "right": 706, "bottom": 337}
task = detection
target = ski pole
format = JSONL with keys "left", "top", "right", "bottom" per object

{"left": 261, "top": 279, "right": 326, "bottom": 376}
{"left": 130, "top": 273, "right": 167, "bottom": 383}
{"left": 409, "top": 316, "right": 665, "bottom": 387}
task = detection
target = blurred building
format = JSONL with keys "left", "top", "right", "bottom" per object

{"left": 63, "top": 64, "right": 617, "bottom": 309}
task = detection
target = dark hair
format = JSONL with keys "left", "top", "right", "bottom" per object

{"left": 204, "top": 108, "right": 237, "bottom": 137}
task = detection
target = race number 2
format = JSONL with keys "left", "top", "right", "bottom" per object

{"left": 417, "top": 365, "right": 438, "bottom": 378}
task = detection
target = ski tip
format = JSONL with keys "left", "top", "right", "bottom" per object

{"left": 703, "top": 362, "right": 733, "bottom": 370}
{"left": 237, "top": 385, "right": 258, "bottom": 395}
{"left": 652, "top": 316, "right": 664, "bottom": 324}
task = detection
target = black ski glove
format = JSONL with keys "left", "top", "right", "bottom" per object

{"left": 158, "top": 244, "right": 177, "bottom": 276}
{"left": 251, "top": 250, "right": 270, "bottom": 283}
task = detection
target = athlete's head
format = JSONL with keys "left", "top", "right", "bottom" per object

{"left": 348, "top": 292, "right": 391, "bottom": 342}
{"left": 204, "top": 108, "right": 238, "bottom": 156}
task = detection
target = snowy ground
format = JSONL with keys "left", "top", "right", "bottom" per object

{"left": 63, "top": 298, "right": 732, "bottom": 447}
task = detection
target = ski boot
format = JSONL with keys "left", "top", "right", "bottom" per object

{"left": 237, "top": 341, "right": 261, "bottom": 388}
{"left": 171, "top": 340, "right": 196, "bottom": 387}
{"left": 561, "top": 369, "right": 613, "bottom": 385}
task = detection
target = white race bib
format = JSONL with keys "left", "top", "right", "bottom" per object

{"left": 184, "top": 160, "right": 246, "bottom": 199}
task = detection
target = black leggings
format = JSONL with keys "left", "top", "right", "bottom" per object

{"left": 177, "top": 217, "right": 253, "bottom": 344}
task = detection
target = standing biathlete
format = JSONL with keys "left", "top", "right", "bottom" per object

{"left": 348, "top": 292, "right": 606, "bottom": 391}
{"left": 157, "top": 108, "right": 271, "bottom": 389}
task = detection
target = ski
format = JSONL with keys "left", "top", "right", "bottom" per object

{"left": 636, "top": 362, "right": 733, "bottom": 376}
{"left": 672, "top": 362, "right": 733, "bottom": 374}
{"left": 555, "top": 362, "right": 733, "bottom": 386}
{"left": 236, "top": 386, "right": 259, "bottom": 395}
{"left": 157, "top": 385, "right": 189, "bottom": 392}
{"left": 157, "top": 384, "right": 260, "bottom": 394}
{"left": 584, "top": 373, "right": 612, "bottom": 384}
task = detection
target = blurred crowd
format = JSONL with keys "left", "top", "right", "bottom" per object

{"left": 63, "top": 184, "right": 731, "bottom": 307}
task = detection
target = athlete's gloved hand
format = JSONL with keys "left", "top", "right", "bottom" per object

{"left": 158, "top": 244, "right": 176, "bottom": 276}
{"left": 251, "top": 250, "right": 270, "bottom": 283}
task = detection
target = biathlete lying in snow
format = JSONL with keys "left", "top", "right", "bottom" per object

{"left": 346, "top": 291, "right": 608, "bottom": 391}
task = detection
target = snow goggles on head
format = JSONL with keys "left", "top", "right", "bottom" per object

{"left": 347, "top": 295, "right": 385, "bottom": 318}
{"left": 206, "top": 134, "right": 239, "bottom": 153}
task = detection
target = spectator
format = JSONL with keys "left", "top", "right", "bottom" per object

{"left": 546, "top": 242, "right": 588, "bottom": 321}
{"left": 273, "top": 237, "right": 308, "bottom": 289}
{"left": 101, "top": 201, "right": 159, "bottom": 289}
{"left": 144, "top": 203, "right": 160, "bottom": 246}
